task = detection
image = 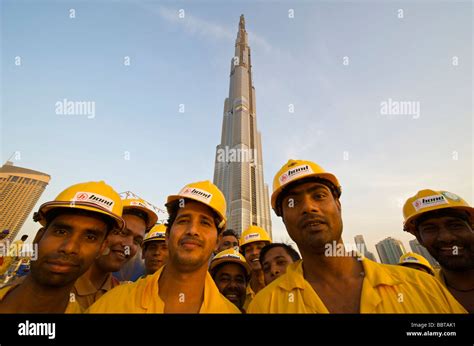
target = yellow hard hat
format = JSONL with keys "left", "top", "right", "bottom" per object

{"left": 34, "top": 181, "right": 125, "bottom": 230}
{"left": 398, "top": 252, "right": 435, "bottom": 275}
{"left": 240, "top": 225, "right": 271, "bottom": 248}
{"left": 166, "top": 180, "right": 227, "bottom": 230}
{"left": 209, "top": 247, "right": 251, "bottom": 276}
{"left": 142, "top": 224, "right": 167, "bottom": 246}
{"left": 403, "top": 189, "right": 473, "bottom": 234}
{"left": 271, "top": 159, "right": 341, "bottom": 216}
{"left": 122, "top": 198, "right": 158, "bottom": 230}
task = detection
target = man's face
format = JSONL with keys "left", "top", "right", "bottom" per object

{"left": 167, "top": 200, "right": 218, "bottom": 272}
{"left": 96, "top": 213, "right": 146, "bottom": 272}
{"left": 243, "top": 241, "right": 267, "bottom": 271}
{"left": 281, "top": 181, "right": 343, "bottom": 256}
{"left": 143, "top": 240, "right": 168, "bottom": 275}
{"left": 217, "top": 235, "right": 239, "bottom": 252}
{"left": 213, "top": 263, "right": 247, "bottom": 310}
{"left": 262, "top": 246, "right": 294, "bottom": 285}
{"left": 417, "top": 215, "right": 474, "bottom": 271}
{"left": 30, "top": 212, "right": 108, "bottom": 287}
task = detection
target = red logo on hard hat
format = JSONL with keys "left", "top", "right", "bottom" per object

{"left": 76, "top": 193, "right": 89, "bottom": 200}
{"left": 281, "top": 174, "right": 288, "bottom": 182}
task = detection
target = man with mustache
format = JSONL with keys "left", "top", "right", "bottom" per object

{"left": 142, "top": 224, "right": 168, "bottom": 276}
{"left": 248, "top": 159, "right": 466, "bottom": 313}
{"left": 403, "top": 189, "right": 474, "bottom": 312}
{"left": 239, "top": 225, "right": 271, "bottom": 310}
{"left": 88, "top": 181, "right": 240, "bottom": 313}
{"left": 0, "top": 181, "right": 124, "bottom": 313}
{"left": 72, "top": 198, "right": 157, "bottom": 309}
{"left": 210, "top": 247, "right": 250, "bottom": 312}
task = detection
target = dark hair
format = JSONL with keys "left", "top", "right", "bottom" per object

{"left": 259, "top": 243, "right": 301, "bottom": 264}
{"left": 166, "top": 199, "right": 222, "bottom": 233}
{"left": 221, "top": 229, "right": 238, "bottom": 239}
{"left": 276, "top": 177, "right": 340, "bottom": 216}
{"left": 44, "top": 207, "right": 115, "bottom": 235}
{"left": 20, "top": 235, "right": 28, "bottom": 241}
{"left": 123, "top": 208, "right": 149, "bottom": 226}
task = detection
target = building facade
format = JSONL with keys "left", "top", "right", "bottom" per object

{"left": 213, "top": 15, "right": 272, "bottom": 237}
{"left": 354, "top": 234, "right": 378, "bottom": 262}
{"left": 409, "top": 238, "right": 440, "bottom": 268}
{"left": 0, "top": 161, "right": 51, "bottom": 241}
{"left": 375, "top": 237, "right": 407, "bottom": 265}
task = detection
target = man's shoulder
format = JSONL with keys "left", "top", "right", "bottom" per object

{"left": 370, "top": 259, "right": 439, "bottom": 286}
{"left": 250, "top": 267, "right": 298, "bottom": 307}
{"left": 365, "top": 259, "right": 455, "bottom": 300}
{"left": 87, "top": 276, "right": 149, "bottom": 313}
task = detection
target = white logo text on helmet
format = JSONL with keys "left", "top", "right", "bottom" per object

{"left": 279, "top": 165, "right": 314, "bottom": 185}
{"left": 244, "top": 233, "right": 260, "bottom": 242}
{"left": 180, "top": 187, "right": 213, "bottom": 204}
{"left": 403, "top": 256, "right": 419, "bottom": 263}
{"left": 72, "top": 192, "right": 115, "bottom": 211}
{"left": 412, "top": 194, "right": 448, "bottom": 212}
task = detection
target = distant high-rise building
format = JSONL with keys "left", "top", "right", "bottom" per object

{"left": 409, "top": 239, "right": 439, "bottom": 268}
{"left": 0, "top": 161, "right": 51, "bottom": 240}
{"left": 375, "top": 237, "right": 407, "bottom": 265}
{"left": 354, "top": 234, "right": 377, "bottom": 262}
{"left": 213, "top": 15, "right": 272, "bottom": 237}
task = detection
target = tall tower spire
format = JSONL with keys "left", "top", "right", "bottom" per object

{"left": 213, "top": 16, "right": 272, "bottom": 238}
{"left": 239, "top": 14, "right": 245, "bottom": 31}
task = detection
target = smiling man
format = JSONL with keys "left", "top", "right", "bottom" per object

{"left": 88, "top": 180, "right": 240, "bottom": 313}
{"left": 248, "top": 159, "right": 466, "bottom": 313}
{"left": 403, "top": 190, "right": 474, "bottom": 313}
{"left": 72, "top": 198, "right": 157, "bottom": 310}
{"left": 210, "top": 247, "right": 250, "bottom": 312}
{"left": 239, "top": 225, "right": 271, "bottom": 310}
{"left": 0, "top": 181, "right": 124, "bottom": 313}
{"left": 142, "top": 224, "right": 168, "bottom": 276}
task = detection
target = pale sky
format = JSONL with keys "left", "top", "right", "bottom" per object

{"left": 1, "top": 0, "right": 472, "bottom": 260}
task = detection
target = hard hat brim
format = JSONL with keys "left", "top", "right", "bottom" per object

{"left": 141, "top": 236, "right": 166, "bottom": 247}
{"left": 240, "top": 238, "right": 271, "bottom": 249}
{"left": 166, "top": 195, "right": 226, "bottom": 229}
{"left": 209, "top": 257, "right": 251, "bottom": 276}
{"left": 404, "top": 205, "right": 473, "bottom": 234}
{"left": 123, "top": 205, "right": 158, "bottom": 229}
{"left": 36, "top": 201, "right": 125, "bottom": 231}
{"left": 399, "top": 262, "right": 434, "bottom": 275}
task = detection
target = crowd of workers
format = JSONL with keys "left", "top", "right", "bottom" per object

{"left": 0, "top": 159, "right": 472, "bottom": 313}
